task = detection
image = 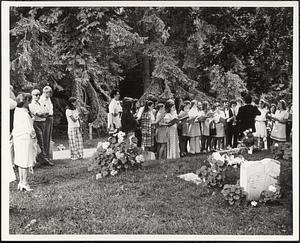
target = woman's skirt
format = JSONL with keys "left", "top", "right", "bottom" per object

{"left": 255, "top": 121, "right": 267, "bottom": 138}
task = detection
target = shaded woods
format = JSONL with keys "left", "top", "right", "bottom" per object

{"left": 10, "top": 7, "right": 293, "bottom": 137}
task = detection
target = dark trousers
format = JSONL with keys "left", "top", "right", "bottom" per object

{"left": 286, "top": 121, "right": 292, "bottom": 142}
{"left": 33, "top": 121, "right": 46, "bottom": 158}
{"left": 179, "top": 136, "right": 189, "bottom": 154}
{"left": 43, "top": 116, "right": 53, "bottom": 158}
{"left": 228, "top": 125, "right": 239, "bottom": 148}
{"left": 201, "top": 135, "right": 211, "bottom": 151}
{"left": 135, "top": 128, "right": 142, "bottom": 147}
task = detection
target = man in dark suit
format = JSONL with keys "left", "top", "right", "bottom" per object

{"left": 236, "top": 94, "right": 261, "bottom": 136}
{"left": 226, "top": 100, "right": 239, "bottom": 148}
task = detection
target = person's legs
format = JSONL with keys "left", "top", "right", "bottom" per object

{"left": 43, "top": 116, "right": 53, "bottom": 158}
{"left": 76, "top": 127, "right": 84, "bottom": 158}
{"left": 227, "top": 127, "right": 233, "bottom": 148}
{"left": 195, "top": 136, "right": 201, "bottom": 154}
{"left": 18, "top": 167, "right": 23, "bottom": 189}
{"left": 189, "top": 137, "right": 195, "bottom": 154}
{"left": 207, "top": 136, "right": 211, "bottom": 152}
{"left": 34, "top": 121, "right": 47, "bottom": 161}
{"left": 68, "top": 128, "right": 77, "bottom": 160}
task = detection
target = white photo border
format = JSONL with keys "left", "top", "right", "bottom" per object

{"left": 1, "top": 1, "right": 299, "bottom": 241}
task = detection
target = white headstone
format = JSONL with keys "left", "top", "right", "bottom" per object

{"left": 240, "top": 158, "right": 280, "bottom": 201}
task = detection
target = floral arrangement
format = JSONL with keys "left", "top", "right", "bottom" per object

{"left": 259, "top": 185, "right": 282, "bottom": 204}
{"left": 88, "top": 131, "right": 144, "bottom": 179}
{"left": 57, "top": 144, "right": 66, "bottom": 151}
{"left": 221, "top": 182, "right": 248, "bottom": 206}
{"left": 240, "top": 129, "right": 256, "bottom": 148}
{"left": 270, "top": 142, "right": 292, "bottom": 161}
{"left": 196, "top": 152, "right": 245, "bottom": 188}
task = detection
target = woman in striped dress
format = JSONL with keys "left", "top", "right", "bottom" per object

{"left": 140, "top": 101, "right": 155, "bottom": 151}
{"left": 66, "top": 97, "right": 83, "bottom": 160}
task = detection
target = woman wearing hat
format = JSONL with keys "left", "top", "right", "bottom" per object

{"left": 254, "top": 99, "right": 268, "bottom": 149}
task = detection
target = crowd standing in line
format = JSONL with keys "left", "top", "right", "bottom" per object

{"left": 107, "top": 90, "right": 292, "bottom": 161}
{"left": 9, "top": 85, "right": 293, "bottom": 191}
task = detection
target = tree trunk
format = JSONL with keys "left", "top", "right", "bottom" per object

{"left": 143, "top": 55, "right": 151, "bottom": 92}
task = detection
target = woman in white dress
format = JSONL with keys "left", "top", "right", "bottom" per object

{"left": 254, "top": 99, "right": 268, "bottom": 149}
{"left": 9, "top": 98, "right": 17, "bottom": 183}
{"left": 164, "top": 100, "right": 180, "bottom": 159}
{"left": 12, "top": 93, "right": 37, "bottom": 191}
{"left": 213, "top": 103, "right": 226, "bottom": 150}
{"left": 188, "top": 100, "right": 202, "bottom": 154}
{"left": 270, "top": 100, "right": 289, "bottom": 142}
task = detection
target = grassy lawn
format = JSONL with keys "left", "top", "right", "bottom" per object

{"left": 9, "top": 148, "right": 292, "bottom": 235}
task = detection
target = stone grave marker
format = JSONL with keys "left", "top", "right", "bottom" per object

{"left": 240, "top": 158, "right": 280, "bottom": 201}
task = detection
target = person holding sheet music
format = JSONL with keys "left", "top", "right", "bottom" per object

{"left": 155, "top": 102, "right": 167, "bottom": 159}
{"left": 201, "top": 101, "right": 214, "bottom": 153}
{"left": 226, "top": 100, "right": 239, "bottom": 148}
{"left": 164, "top": 100, "right": 180, "bottom": 159}
{"left": 177, "top": 100, "right": 191, "bottom": 157}
{"left": 187, "top": 100, "right": 202, "bottom": 154}
{"left": 212, "top": 102, "right": 226, "bottom": 150}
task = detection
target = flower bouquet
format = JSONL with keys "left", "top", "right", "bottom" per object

{"left": 221, "top": 183, "right": 247, "bottom": 206}
{"left": 89, "top": 131, "right": 144, "bottom": 179}
{"left": 241, "top": 129, "right": 256, "bottom": 154}
{"left": 196, "top": 152, "right": 245, "bottom": 187}
{"left": 259, "top": 185, "right": 282, "bottom": 204}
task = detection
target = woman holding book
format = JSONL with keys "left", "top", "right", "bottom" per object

{"left": 178, "top": 100, "right": 191, "bottom": 157}
{"left": 155, "top": 102, "right": 167, "bottom": 159}
{"left": 187, "top": 100, "right": 202, "bottom": 154}
{"left": 212, "top": 102, "right": 226, "bottom": 150}
{"left": 164, "top": 100, "right": 180, "bottom": 159}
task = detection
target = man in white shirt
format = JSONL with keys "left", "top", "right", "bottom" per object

{"left": 29, "top": 89, "right": 54, "bottom": 166}
{"left": 108, "top": 90, "right": 122, "bottom": 133}
{"left": 39, "top": 86, "right": 54, "bottom": 161}
{"left": 222, "top": 99, "right": 230, "bottom": 147}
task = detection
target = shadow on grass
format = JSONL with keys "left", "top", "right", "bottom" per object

{"left": 9, "top": 150, "right": 292, "bottom": 235}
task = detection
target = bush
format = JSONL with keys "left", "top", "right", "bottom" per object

{"left": 221, "top": 183, "right": 247, "bottom": 206}
{"left": 196, "top": 151, "right": 245, "bottom": 188}
{"left": 88, "top": 131, "right": 144, "bottom": 178}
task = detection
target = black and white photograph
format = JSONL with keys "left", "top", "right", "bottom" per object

{"left": 1, "top": 1, "right": 299, "bottom": 241}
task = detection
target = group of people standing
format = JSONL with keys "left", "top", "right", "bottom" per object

{"left": 9, "top": 86, "right": 54, "bottom": 191}
{"left": 108, "top": 90, "right": 293, "bottom": 160}
{"left": 9, "top": 85, "right": 292, "bottom": 191}
{"left": 9, "top": 85, "right": 84, "bottom": 192}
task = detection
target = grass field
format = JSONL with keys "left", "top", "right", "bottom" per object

{"left": 9, "top": 148, "right": 292, "bottom": 235}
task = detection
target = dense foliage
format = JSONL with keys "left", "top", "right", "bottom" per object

{"left": 10, "top": 7, "right": 293, "bottom": 134}
{"left": 88, "top": 131, "right": 144, "bottom": 178}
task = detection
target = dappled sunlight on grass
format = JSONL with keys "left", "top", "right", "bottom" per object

{"left": 9, "top": 150, "right": 292, "bottom": 235}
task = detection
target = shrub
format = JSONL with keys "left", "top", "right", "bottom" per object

{"left": 221, "top": 183, "right": 247, "bottom": 206}
{"left": 88, "top": 131, "right": 144, "bottom": 178}
{"left": 196, "top": 151, "right": 245, "bottom": 188}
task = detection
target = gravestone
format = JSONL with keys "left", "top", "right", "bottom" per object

{"left": 240, "top": 158, "right": 280, "bottom": 201}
